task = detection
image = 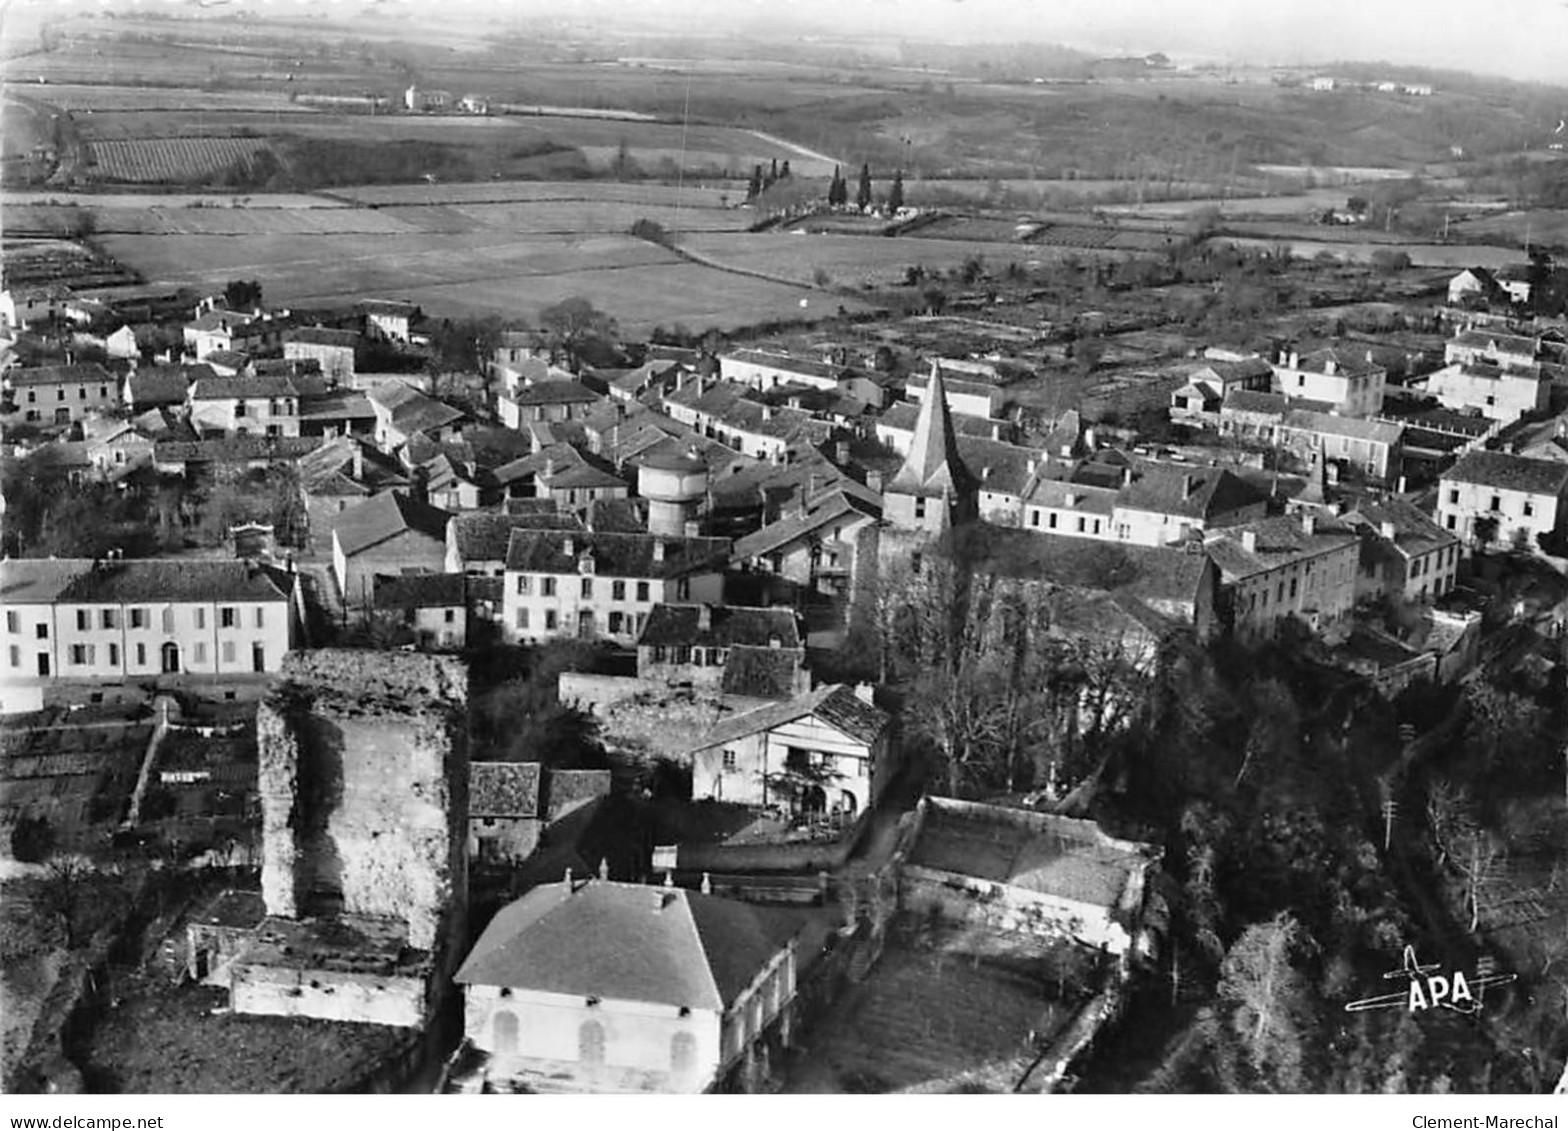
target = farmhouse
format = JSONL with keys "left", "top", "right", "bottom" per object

{"left": 184, "top": 309, "right": 289, "bottom": 361}
{"left": 498, "top": 379, "right": 603, "bottom": 429}
{"left": 1343, "top": 498, "right": 1462, "bottom": 604}
{"left": 1444, "top": 329, "right": 1541, "bottom": 370}
{"left": 372, "top": 572, "right": 468, "bottom": 650}
{"left": 1421, "top": 360, "right": 1549, "bottom": 424}
{"left": 688, "top": 683, "right": 891, "bottom": 818}
{"left": 730, "top": 489, "right": 881, "bottom": 604}
{"left": 187, "top": 373, "right": 301, "bottom": 438}
{"left": 358, "top": 299, "right": 421, "bottom": 343}
{"left": 1108, "top": 463, "right": 1268, "bottom": 547}
{"left": 0, "top": 283, "right": 72, "bottom": 330}
{"left": 4, "top": 362, "right": 118, "bottom": 426}
{"left": 453, "top": 879, "right": 805, "bottom": 1094}
{"left": 1274, "top": 409, "right": 1404, "bottom": 484}
{"left": 367, "top": 381, "right": 466, "bottom": 448}
{"left": 445, "top": 508, "right": 586, "bottom": 577}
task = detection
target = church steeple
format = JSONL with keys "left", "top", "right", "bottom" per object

{"left": 884, "top": 361, "right": 978, "bottom": 535}
{"left": 890, "top": 361, "right": 975, "bottom": 498}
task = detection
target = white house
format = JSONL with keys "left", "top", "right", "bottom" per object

{"left": 4, "top": 362, "right": 119, "bottom": 426}
{"left": 1434, "top": 450, "right": 1568, "bottom": 554}
{"left": 688, "top": 683, "right": 891, "bottom": 819}
{"left": 1204, "top": 512, "right": 1362, "bottom": 641}
{"left": 188, "top": 373, "right": 301, "bottom": 437}
{"left": 453, "top": 879, "right": 803, "bottom": 1094}
{"left": 1, "top": 557, "right": 297, "bottom": 713}
{"left": 1421, "top": 361, "right": 1549, "bottom": 424}
{"left": 1270, "top": 346, "right": 1386, "bottom": 418}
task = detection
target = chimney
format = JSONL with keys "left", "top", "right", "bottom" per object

{"left": 1379, "top": 520, "right": 1397, "bottom": 540}
{"left": 700, "top": 872, "right": 712, "bottom": 895}
{"left": 835, "top": 440, "right": 850, "bottom": 464}
{"left": 1302, "top": 512, "right": 1317, "bottom": 536}
{"left": 761, "top": 405, "right": 773, "bottom": 421}
{"left": 1122, "top": 467, "right": 1134, "bottom": 487}
{"left": 1396, "top": 475, "right": 1408, "bottom": 494}
{"left": 1181, "top": 473, "right": 1196, "bottom": 499}
{"left": 1324, "top": 357, "right": 1338, "bottom": 376}
{"left": 767, "top": 634, "right": 782, "bottom": 649}
{"left": 1026, "top": 458, "right": 1038, "bottom": 476}
{"left": 653, "top": 539, "right": 666, "bottom": 563}
{"left": 854, "top": 682, "right": 876, "bottom": 705}
{"left": 1065, "top": 491, "right": 1078, "bottom": 507}
{"left": 981, "top": 466, "right": 993, "bottom": 481}
{"left": 563, "top": 535, "right": 575, "bottom": 557}
{"left": 1241, "top": 529, "right": 1258, "bottom": 553}
{"left": 564, "top": 866, "right": 574, "bottom": 887}
{"left": 684, "top": 520, "right": 700, "bottom": 538}
{"left": 352, "top": 444, "right": 364, "bottom": 481}
{"left": 697, "top": 604, "right": 712, "bottom": 632}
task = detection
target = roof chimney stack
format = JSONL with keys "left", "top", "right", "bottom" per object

{"left": 563, "top": 535, "right": 575, "bottom": 557}
{"left": 1380, "top": 520, "right": 1396, "bottom": 540}
{"left": 1302, "top": 511, "right": 1317, "bottom": 536}
{"left": 1241, "top": 529, "right": 1258, "bottom": 554}
{"left": 697, "top": 604, "right": 712, "bottom": 632}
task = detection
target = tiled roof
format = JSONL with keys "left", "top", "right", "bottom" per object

{"left": 1343, "top": 497, "right": 1459, "bottom": 561}
{"left": 505, "top": 529, "right": 730, "bottom": 580}
{"left": 333, "top": 491, "right": 453, "bottom": 557}
{"left": 545, "top": 462, "right": 628, "bottom": 491}
{"left": 1452, "top": 330, "right": 1539, "bottom": 356}
{"left": 1442, "top": 450, "right": 1568, "bottom": 495}
{"left": 154, "top": 435, "right": 322, "bottom": 464}
{"left": 6, "top": 362, "right": 113, "bottom": 388}
{"left": 297, "top": 436, "right": 409, "bottom": 493}
{"left": 1025, "top": 478, "right": 1117, "bottom": 513}
{"left": 297, "top": 392, "right": 375, "bottom": 422}
{"left": 1114, "top": 462, "right": 1267, "bottom": 521}
{"left": 189, "top": 373, "right": 299, "bottom": 401}
{"left": 368, "top": 381, "right": 464, "bottom": 435}
{"left": 490, "top": 442, "right": 586, "bottom": 488}
{"left": 1282, "top": 345, "right": 1385, "bottom": 377}
{"left": 877, "top": 401, "right": 1006, "bottom": 439}
{"left": 1203, "top": 513, "right": 1361, "bottom": 582}
{"left": 638, "top": 604, "right": 801, "bottom": 649}
{"left": 509, "top": 379, "right": 601, "bottom": 407}
{"left": 126, "top": 364, "right": 211, "bottom": 407}
{"left": 1196, "top": 358, "right": 1275, "bottom": 385}
{"left": 358, "top": 299, "right": 419, "bottom": 318}
{"left": 690, "top": 683, "right": 888, "bottom": 752}
{"left": 469, "top": 761, "right": 541, "bottom": 819}
{"left": 0, "top": 558, "right": 94, "bottom": 604}
{"left": 963, "top": 524, "right": 1211, "bottom": 610}
{"left": 456, "top": 880, "right": 805, "bottom": 1009}
{"left": 372, "top": 571, "right": 466, "bottom": 610}
{"left": 203, "top": 349, "right": 251, "bottom": 371}
{"left": 585, "top": 497, "right": 649, "bottom": 533}
{"left": 720, "top": 645, "right": 807, "bottom": 700}
{"left": 50, "top": 559, "right": 290, "bottom": 604}
{"left": 1278, "top": 409, "right": 1404, "bottom": 446}
{"left": 961, "top": 436, "right": 1048, "bottom": 498}
{"left": 186, "top": 309, "right": 258, "bottom": 333}
{"left": 286, "top": 326, "right": 359, "bottom": 348}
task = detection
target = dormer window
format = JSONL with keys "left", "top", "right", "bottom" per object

{"left": 235, "top": 400, "right": 247, "bottom": 417}
{"left": 578, "top": 555, "right": 595, "bottom": 575}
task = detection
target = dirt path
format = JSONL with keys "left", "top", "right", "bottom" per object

{"left": 745, "top": 130, "right": 838, "bottom": 168}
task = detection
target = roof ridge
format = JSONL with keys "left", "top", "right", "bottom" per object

{"left": 674, "top": 888, "right": 725, "bottom": 1011}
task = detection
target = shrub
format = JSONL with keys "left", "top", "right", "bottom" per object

{"left": 10, "top": 815, "right": 54, "bottom": 863}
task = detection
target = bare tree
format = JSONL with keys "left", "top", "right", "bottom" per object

{"left": 1427, "top": 779, "right": 1508, "bottom": 934}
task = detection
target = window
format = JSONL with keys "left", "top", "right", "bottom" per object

{"left": 1445, "top": 514, "right": 1456, "bottom": 530}
{"left": 675, "top": 645, "right": 692, "bottom": 665}
{"left": 676, "top": 578, "right": 691, "bottom": 600}
{"left": 541, "top": 577, "right": 557, "bottom": 597}
{"left": 914, "top": 497, "right": 926, "bottom": 520}
{"left": 608, "top": 611, "right": 623, "bottom": 635}
{"left": 8, "top": 645, "right": 19, "bottom": 668}
{"left": 612, "top": 580, "right": 626, "bottom": 601}
{"left": 136, "top": 643, "right": 146, "bottom": 666}
{"left": 581, "top": 578, "right": 593, "bottom": 598}
{"left": 707, "top": 647, "right": 721, "bottom": 666}
{"left": 516, "top": 608, "right": 530, "bottom": 629}
{"left": 108, "top": 642, "right": 119, "bottom": 667}
{"left": 671, "top": 1032, "right": 697, "bottom": 1076}
{"left": 5, "top": 611, "right": 16, "bottom": 633}
{"left": 76, "top": 610, "right": 89, "bottom": 631}
{"left": 69, "top": 644, "right": 94, "bottom": 665}
{"left": 162, "top": 607, "right": 175, "bottom": 633}
{"left": 222, "top": 641, "right": 236, "bottom": 664}
{"left": 130, "top": 608, "right": 145, "bottom": 629}
{"left": 235, "top": 400, "right": 247, "bottom": 417}
{"left": 636, "top": 581, "right": 650, "bottom": 602}
{"left": 220, "top": 607, "right": 236, "bottom": 628}
{"left": 254, "top": 607, "right": 265, "bottom": 628}
{"left": 195, "top": 607, "right": 206, "bottom": 630}
{"left": 1447, "top": 489, "right": 1459, "bottom": 505}
{"left": 1048, "top": 512, "right": 1058, "bottom": 529}
{"left": 1029, "top": 510, "right": 1040, "bottom": 528}
{"left": 36, "top": 623, "right": 48, "bottom": 640}
{"left": 578, "top": 1021, "right": 606, "bottom": 1066}
{"left": 515, "top": 575, "right": 531, "bottom": 595}
{"left": 194, "top": 642, "right": 208, "bottom": 664}
{"left": 1523, "top": 500, "right": 1535, "bottom": 518}
{"left": 544, "top": 610, "right": 558, "bottom": 631}
{"left": 1489, "top": 495, "right": 1501, "bottom": 512}
{"left": 722, "top": 749, "right": 737, "bottom": 770}
{"left": 444, "top": 608, "right": 456, "bottom": 624}
{"left": 1076, "top": 516, "right": 1086, "bottom": 533}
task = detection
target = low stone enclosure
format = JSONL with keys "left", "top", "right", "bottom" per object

{"left": 198, "top": 650, "right": 473, "bottom": 1029}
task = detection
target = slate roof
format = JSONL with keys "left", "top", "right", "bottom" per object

{"left": 1221, "top": 389, "right": 1288, "bottom": 415}
{"left": 6, "top": 362, "right": 113, "bottom": 388}
{"left": 1343, "top": 497, "right": 1459, "bottom": 561}
{"left": 1442, "top": 450, "right": 1568, "bottom": 496}
{"left": 297, "top": 392, "right": 375, "bottom": 422}
{"left": 960, "top": 436, "right": 1048, "bottom": 498}
{"left": 888, "top": 365, "right": 979, "bottom": 500}
{"left": 1114, "top": 462, "right": 1267, "bottom": 521}
{"left": 505, "top": 529, "right": 730, "bottom": 580}
{"left": 450, "top": 510, "right": 585, "bottom": 564}
{"left": 1195, "top": 357, "right": 1275, "bottom": 386}
{"left": 689, "top": 684, "right": 889, "bottom": 753}
{"left": 297, "top": 436, "right": 409, "bottom": 494}
{"left": 545, "top": 462, "right": 628, "bottom": 491}
{"left": 368, "top": 381, "right": 464, "bottom": 435}
{"left": 1452, "top": 330, "right": 1539, "bottom": 356}
{"left": 584, "top": 497, "right": 649, "bottom": 534}
{"left": 469, "top": 762, "right": 541, "bottom": 819}
{"left": 1204, "top": 513, "right": 1361, "bottom": 582}
{"left": 51, "top": 559, "right": 290, "bottom": 604}
{"left": 333, "top": 491, "right": 453, "bottom": 557}
{"left": 1025, "top": 478, "right": 1117, "bottom": 513}
{"left": 720, "top": 645, "right": 807, "bottom": 701}
{"left": 455, "top": 880, "right": 805, "bottom": 1010}
{"left": 731, "top": 491, "right": 878, "bottom": 561}
{"left": 877, "top": 401, "right": 1006, "bottom": 439}
{"left": 1282, "top": 345, "right": 1385, "bottom": 377}
{"left": 638, "top": 604, "right": 801, "bottom": 650}
{"left": 372, "top": 571, "right": 466, "bottom": 610}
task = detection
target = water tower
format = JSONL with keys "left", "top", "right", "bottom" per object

{"left": 638, "top": 449, "right": 708, "bottom": 538}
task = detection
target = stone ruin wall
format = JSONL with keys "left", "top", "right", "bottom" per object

{"left": 258, "top": 650, "right": 470, "bottom": 952}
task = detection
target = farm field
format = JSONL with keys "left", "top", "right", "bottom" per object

{"left": 679, "top": 230, "right": 1120, "bottom": 289}
{"left": 1, "top": 189, "right": 340, "bottom": 208}
{"left": 1221, "top": 235, "right": 1523, "bottom": 267}
{"left": 328, "top": 179, "right": 734, "bottom": 208}
{"left": 0, "top": 82, "right": 310, "bottom": 114}
{"left": 86, "top": 137, "right": 271, "bottom": 183}
{"left": 1452, "top": 208, "right": 1568, "bottom": 250}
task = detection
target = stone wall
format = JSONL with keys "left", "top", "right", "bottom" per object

{"left": 257, "top": 650, "right": 470, "bottom": 952}
{"left": 559, "top": 674, "right": 739, "bottom": 766}
{"left": 230, "top": 963, "right": 427, "bottom": 1028}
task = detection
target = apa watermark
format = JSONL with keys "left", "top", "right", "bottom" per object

{"left": 1344, "top": 945, "right": 1516, "bottom": 1016}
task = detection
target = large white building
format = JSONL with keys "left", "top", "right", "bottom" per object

{"left": 4, "top": 362, "right": 119, "bottom": 426}
{"left": 502, "top": 528, "right": 729, "bottom": 646}
{"left": 1270, "top": 346, "right": 1386, "bottom": 418}
{"left": 1, "top": 558, "right": 298, "bottom": 714}
{"left": 1434, "top": 450, "right": 1568, "bottom": 554}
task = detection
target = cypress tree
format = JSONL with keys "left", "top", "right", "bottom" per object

{"left": 888, "top": 169, "right": 905, "bottom": 212}
{"left": 856, "top": 163, "right": 873, "bottom": 211}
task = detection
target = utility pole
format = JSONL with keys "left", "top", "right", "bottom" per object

{"left": 1382, "top": 798, "right": 1398, "bottom": 851}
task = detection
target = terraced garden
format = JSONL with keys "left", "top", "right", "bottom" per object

{"left": 86, "top": 137, "right": 273, "bottom": 183}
